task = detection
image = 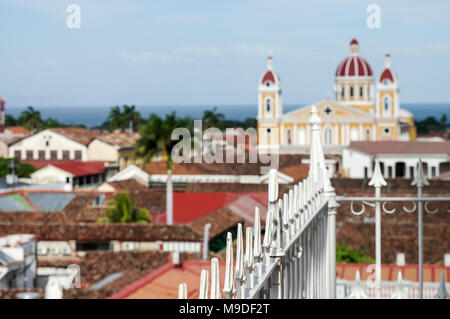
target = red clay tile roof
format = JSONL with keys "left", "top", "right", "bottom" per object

{"left": 111, "top": 260, "right": 450, "bottom": 299}
{"left": 6, "top": 126, "right": 31, "bottom": 135}
{"left": 337, "top": 263, "right": 449, "bottom": 283}
{"left": 95, "top": 132, "right": 139, "bottom": 148}
{"left": 25, "top": 160, "right": 107, "bottom": 177}
{"left": 145, "top": 154, "right": 310, "bottom": 176}
{"left": 50, "top": 127, "right": 102, "bottom": 146}
{"left": 348, "top": 141, "right": 450, "bottom": 155}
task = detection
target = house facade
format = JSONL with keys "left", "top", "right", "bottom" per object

{"left": 257, "top": 39, "right": 417, "bottom": 155}
{"left": 342, "top": 141, "right": 450, "bottom": 179}
{"left": 8, "top": 127, "right": 100, "bottom": 161}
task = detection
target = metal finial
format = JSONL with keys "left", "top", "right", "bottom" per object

{"left": 347, "top": 270, "right": 368, "bottom": 299}
{"left": 434, "top": 272, "right": 450, "bottom": 299}
{"left": 199, "top": 269, "right": 209, "bottom": 299}
{"left": 308, "top": 105, "right": 321, "bottom": 128}
{"left": 235, "top": 223, "right": 244, "bottom": 281}
{"left": 245, "top": 227, "right": 254, "bottom": 270}
{"left": 178, "top": 283, "right": 187, "bottom": 299}
{"left": 412, "top": 159, "right": 430, "bottom": 188}
{"left": 369, "top": 160, "right": 387, "bottom": 188}
{"left": 223, "top": 232, "right": 234, "bottom": 296}
{"left": 210, "top": 258, "right": 221, "bottom": 299}
{"left": 253, "top": 207, "right": 262, "bottom": 258}
{"left": 390, "top": 271, "right": 408, "bottom": 299}
{"left": 268, "top": 169, "right": 278, "bottom": 202}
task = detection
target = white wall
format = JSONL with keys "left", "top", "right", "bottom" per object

{"left": 8, "top": 130, "right": 88, "bottom": 161}
{"left": 31, "top": 165, "right": 72, "bottom": 184}
{"left": 87, "top": 139, "right": 119, "bottom": 162}
{"left": 342, "top": 148, "right": 448, "bottom": 179}
{"left": 342, "top": 149, "right": 372, "bottom": 178}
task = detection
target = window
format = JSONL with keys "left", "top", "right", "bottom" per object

{"left": 286, "top": 129, "right": 292, "bottom": 145}
{"left": 50, "top": 150, "right": 57, "bottom": 160}
{"left": 46, "top": 141, "right": 50, "bottom": 147}
{"left": 26, "top": 150, "right": 33, "bottom": 160}
{"left": 384, "top": 97, "right": 390, "bottom": 112}
{"left": 266, "top": 81, "right": 271, "bottom": 87}
{"left": 267, "top": 128, "right": 271, "bottom": 134}
{"left": 365, "top": 129, "right": 371, "bottom": 141}
{"left": 324, "top": 127, "right": 333, "bottom": 146}
{"left": 360, "top": 86, "right": 364, "bottom": 97}
{"left": 350, "top": 86, "right": 354, "bottom": 97}
{"left": 74, "top": 150, "right": 82, "bottom": 160}
{"left": 384, "top": 80, "right": 390, "bottom": 85}
{"left": 62, "top": 151, "right": 70, "bottom": 160}
{"left": 14, "top": 150, "right": 21, "bottom": 159}
{"left": 341, "top": 87, "right": 345, "bottom": 98}
{"left": 38, "top": 150, "right": 45, "bottom": 160}
{"left": 266, "top": 98, "right": 271, "bottom": 113}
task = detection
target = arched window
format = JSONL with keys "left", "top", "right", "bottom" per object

{"left": 350, "top": 86, "right": 354, "bottom": 97}
{"left": 383, "top": 96, "right": 390, "bottom": 115}
{"left": 286, "top": 129, "right": 292, "bottom": 145}
{"left": 266, "top": 98, "right": 271, "bottom": 113}
{"left": 341, "top": 87, "right": 345, "bottom": 98}
{"left": 266, "top": 81, "right": 271, "bottom": 87}
{"left": 324, "top": 127, "right": 332, "bottom": 146}
{"left": 359, "top": 86, "right": 364, "bottom": 97}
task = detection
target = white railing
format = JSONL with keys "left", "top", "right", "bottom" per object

{"left": 178, "top": 106, "right": 339, "bottom": 299}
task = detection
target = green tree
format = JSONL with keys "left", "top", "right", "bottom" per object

{"left": 97, "top": 191, "right": 151, "bottom": 224}
{"left": 202, "top": 107, "right": 225, "bottom": 129}
{"left": 0, "top": 158, "right": 36, "bottom": 178}
{"left": 19, "top": 106, "right": 42, "bottom": 131}
{"left": 336, "top": 243, "right": 375, "bottom": 264}
{"left": 106, "top": 105, "right": 142, "bottom": 132}
{"left": 136, "top": 112, "right": 191, "bottom": 224}
{"left": 107, "top": 105, "right": 124, "bottom": 131}
{"left": 122, "top": 105, "right": 141, "bottom": 131}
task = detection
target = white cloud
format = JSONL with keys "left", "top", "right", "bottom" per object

{"left": 118, "top": 45, "right": 329, "bottom": 64}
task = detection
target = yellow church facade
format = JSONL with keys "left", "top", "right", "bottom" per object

{"left": 257, "top": 39, "right": 416, "bottom": 154}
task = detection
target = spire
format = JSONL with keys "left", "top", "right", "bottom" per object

{"left": 350, "top": 39, "right": 359, "bottom": 56}
{"left": 384, "top": 53, "right": 391, "bottom": 68}
{"left": 267, "top": 56, "right": 273, "bottom": 70}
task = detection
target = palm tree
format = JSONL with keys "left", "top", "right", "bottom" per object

{"left": 136, "top": 112, "right": 191, "bottom": 225}
{"left": 97, "top": 191, "right": 151, "bottom": 224}
{"left": 202, "top": 107, "right": 225, "bottom": 129}
{"left": 122, "top": 105, "right": 141, "bottom": 132}
{"left": 19, "top": 106, "right": 42, "bottom": 131}
{"left": 107, "top": 105, "right": 125, "bottom": 131}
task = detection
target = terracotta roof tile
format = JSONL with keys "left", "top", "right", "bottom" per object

{"left": 50, "top": 127, "right": 102, "bottom": 146}
{"left": 348, "top": 141, "right": 450, "bottom": 155}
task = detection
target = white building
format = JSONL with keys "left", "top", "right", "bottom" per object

{"left": 0, "top": 234, "right": 37, "bottom": 289}
{"left": 342, "top": 141, "right": 450, "bottom": 179}
{"left": 8, "top": 127, "right": 100, "bottom": 161}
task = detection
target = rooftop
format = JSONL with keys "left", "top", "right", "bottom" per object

{"left": 348, "top": 141, "right": 450, "bottom": 155}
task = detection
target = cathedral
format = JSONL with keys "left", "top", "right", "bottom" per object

{"left": 257, "top": 39, "right": 417, "bottom": 154}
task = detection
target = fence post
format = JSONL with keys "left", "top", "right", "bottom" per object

{"left": 412, "top": 159, "right": 429, "bottom": 299}
{"left": 308, "top": 105, "right": 339, "bottom": 299}
{"left": 368, "top": 160, "right": 387, "bottom": 299}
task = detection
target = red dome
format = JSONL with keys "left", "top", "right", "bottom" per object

{"left": 335, "top": 56, "right": 373, "bottom": 77}
{"left": 350, "top": 38, "right": 358, "bottom": 45}
{"left": 261, "top": 70, "right": 275, "bottom": 84}
{"left": 379, "top": 68, "right": 394, "bottom": 83}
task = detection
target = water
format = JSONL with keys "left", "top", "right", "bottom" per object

{"left": 5, "top": 103, "right": 449, "bottom": 128}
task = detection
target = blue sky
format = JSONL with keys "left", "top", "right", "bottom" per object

{"left": 0, "top": 0, "right": 449, "bottom": 108}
